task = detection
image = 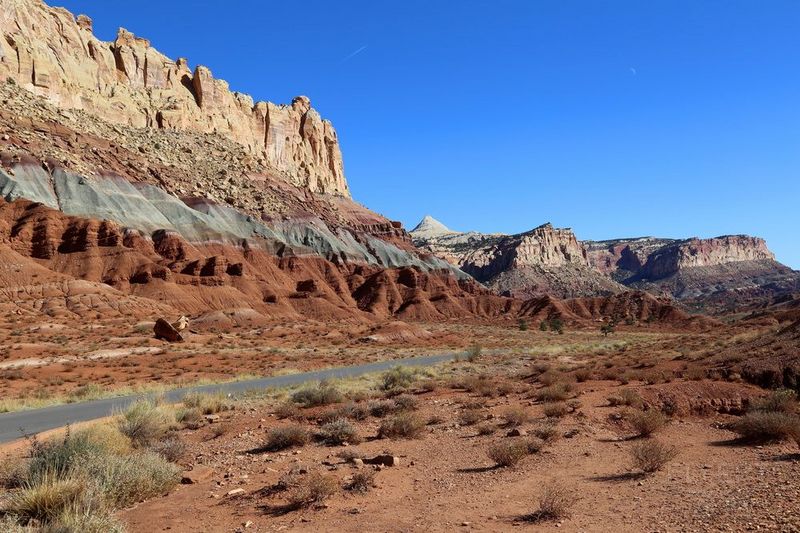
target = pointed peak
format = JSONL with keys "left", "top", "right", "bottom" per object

{"left": 410, "top": 215, "right": 456, "bottom": 238}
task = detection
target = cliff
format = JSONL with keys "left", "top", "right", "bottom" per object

{"left": 412, "top": 221, "right": 625, "bottom": 298}
{"left": 0, "top": 0, "right": 348, "bottom": 196}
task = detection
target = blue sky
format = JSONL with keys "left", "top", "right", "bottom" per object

{"left": 56, "top": 1, "right": 800, "bottom": 267}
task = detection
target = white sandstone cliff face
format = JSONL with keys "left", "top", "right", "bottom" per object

{"left": 0, "top": 0, "right": 348, "bottom": 196}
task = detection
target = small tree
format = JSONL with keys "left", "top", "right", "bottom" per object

{"left": 600, "top": 322, "right": 615, "bottom": 337}
{"left": 539, "top": 321, "right": 549, "bottom": 332}
{"left": 518, "top": 319, "right": 529, "bottom": 331}
{"left": 550, "top": 318, "right": 564, "bottom": 335}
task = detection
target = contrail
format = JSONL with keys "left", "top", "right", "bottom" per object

{"left": 340, "top": 45, "right": 367, "bottom": 63}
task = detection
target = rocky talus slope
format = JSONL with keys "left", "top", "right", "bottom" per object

{"left": 414, "top": 216, "right": 800, "bottom": 312}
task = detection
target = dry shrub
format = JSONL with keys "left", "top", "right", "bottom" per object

{"left": 536, "top": 383, "right": 571, "bottom": 403}
{"left": 573, "top": 368, "right": 592, "bottom": 383}
{"left": 466, "top": 344, "right": 483, "bottom": 362}
{"left": 525, "top": 437, "right": 545, "bottom": 454}
{"left": 274, "top": 402, "right": 301, "bottom": 420}
{"left": 345, "top": 470, "right": 376, "bottom": 493}
{"left": 378, "top": 413, "right": 426, "bottom": 439}
{"left": 477, "top": 423, "right": 497, "bottom": 436}
{"left": 317, "top": 419, "right": 362, "bottom": 445}
{"left": 393, "top": 394, "right": 419, "bottom": 412}
{"left": 537, "top": 371, "right": 562, "bottom": 386}
{"left": 608, "top": 389, "right": 643, "bottom": 408}
{"left": 336, "top": 449, "right": 364, "bottom": 463}
{"left": 459, "top": 408, "right": 485, "bottom": 426}
{"left": 751, "top": 390, "right": 797, "bottom": 414}
{"left": 380, "top": 366, "right": 419, "bottom": 391}
{"left": 418, "top": 379, "right": 438, "bottom": 393}
{"left": 320, "top": 403, "right": 369, "bottom": 423}
{"left": 368, "top": 399, "right": 397, "bottom": 418}
{"left": 631, "top": 440, "right": 678, "bottom": 473}
{"left": 148, "top": 436, "right": 186, "bottom": 462}
{"left": 176, "top": 407, "right": 204, "bottom": 429}
{"left": 487, "top": 441, "right": 528, "bottom": 467}
{"left": 524, "top": 482, "right": 574, "bottom": 522}
{"left": 532, "top": 423, "right": 560, "bottom": 443}
{"left": 501, "top": 406, "right": 531, "bottom": 427}
{"left": 285, "top": 472, "right": 338, "bottom": 509}
{"left": 729, "top": 412, "right": 800, "bottom": 443}
{"left": 542, "top": 402, "right": 569, "bottom": 418}
{"left": 627, "top": 409, "right": 668, "bottom": 437}
{"left": 264, "top": 425, "right": 309, "bottom": 451}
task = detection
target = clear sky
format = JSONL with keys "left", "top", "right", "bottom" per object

{"left": 55, "top": 1, "right": 800, "bottom": 268}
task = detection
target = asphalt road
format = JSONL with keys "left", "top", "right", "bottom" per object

{"left": 0, "top": 353, "right": 457, "bottom": 444}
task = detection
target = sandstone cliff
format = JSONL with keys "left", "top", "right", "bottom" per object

{"left": 415, "top": 216, "right": 800, "bottom": 311}
{"left": 412, "top": 220, "right": 625, "bottom": 298}
{"left": 0, "top": 0, "right": 348, "bottom": 196}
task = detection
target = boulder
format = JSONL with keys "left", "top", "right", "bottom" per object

{"left": 154, "top": 318, "right": 183, "bottom": 342}
{"left": 363, "top": 455, "right": 400, "bottom": 467}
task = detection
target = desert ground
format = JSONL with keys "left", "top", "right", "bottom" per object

{"left": 2, "top": 320, "right": 799, "bottom": 532}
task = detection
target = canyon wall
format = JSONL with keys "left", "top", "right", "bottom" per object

{"left": 0, "top": 0, "right": 348, "bottom": 195}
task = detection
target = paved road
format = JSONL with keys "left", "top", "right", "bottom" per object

{"left": 0, "top": 353, "right": 457, "bottom": 444}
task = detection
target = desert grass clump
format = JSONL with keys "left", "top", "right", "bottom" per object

{"left": 380, "top": 366, "right": 419, "bottom": 391}
{"left": 116, "top": 400, "right": 174, "bottom": 448}
{"left": 345, "top": 470, "right": 376, "bottom": 493}
{"left": 630, "top": 440, "right": 678, "bottom": 473}
{"left": 626, "top": 409, "right": 668, "bottom": 438}
{"left": 535, "top": 383, "right": 572, "bottom": 403}
{"left": 317, "top": 419, "right": 362, "bottom": 446}
{"left": 501, "top": 406, "right": 531, "bottom": 427}
{"left": 263, "top": 425, "right": 310, "bottom": 451}
{"left": 487, "top": 440, "right": 528, "bottom": 467}
{"left": 728, "top": 412, "right": 800, "bottom": 443}
{"left": 274, "top": 402, "right": 301, "bottom": 420}
{"left": 285, "top": 472, "right": 338, "bottom": 509}
{"left": 2, "top": 424, "right": 179, "bottom": 531}
{"left": 524, "top": 482, "right": 574, "bottom": 522}
{"left": 291, "top": 381, "right": 344, "bottom": 407}
{"left": 378, "top": 413, "right": 426, "bottom": 439}
{"left": 182, "top": 392, "right": 231, "bottom": 415}
{"left": 543, "top": 402, "right": 569, "bottom": 418}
